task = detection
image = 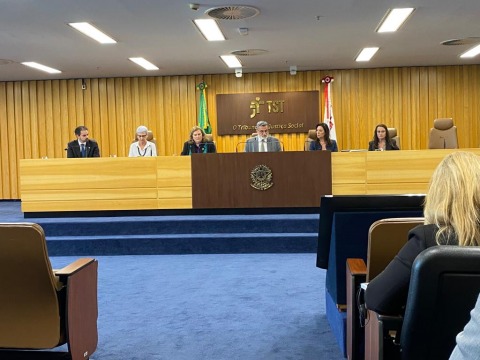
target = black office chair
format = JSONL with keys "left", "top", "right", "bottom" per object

{"left": 367, "top": 246, "right": 480, "bottom": 360}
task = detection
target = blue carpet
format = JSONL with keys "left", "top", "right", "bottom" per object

{"left": 46, "top": 254, "right": 343, "bottom": 360}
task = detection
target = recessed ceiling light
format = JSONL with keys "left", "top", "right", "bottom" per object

{"left": 193, "top": 19, "right": 225, "bottom": 41}
{"left": 460, "top": 44, "right": 480, "bottom": 58}
{"left": 376, "top": 8, "right": 415, "bottom": 33}
{"left": 21, "top": 62, "right": 61, "bottom": 74}
{"left": 220, "top": 55, "right": 242, "bottom": 68}
{"left": 129, "top": 57, "right": 159, "bottom": 70}
{"left": 68, "top": 22, "right": 117, "bottom": 44}
{"left": 355, "top": 47, "right": 379, "bottom": 62}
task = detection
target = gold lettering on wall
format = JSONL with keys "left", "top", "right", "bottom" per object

{"left": 217, "top": 91, "right": 319, "bottom": 135}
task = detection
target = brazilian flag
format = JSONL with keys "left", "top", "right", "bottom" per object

{"left": 196, "top": 81, "right": 211, "bottom": 134}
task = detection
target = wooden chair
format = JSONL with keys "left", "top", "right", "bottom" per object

{"left": 346, "top": 217, "right": 424, "bottom": 360}
{"left": 0, "top": 223, "right": 98, "bottom": 360}
{"left": 365, "top": 246, "right": 480, "bottom": 360}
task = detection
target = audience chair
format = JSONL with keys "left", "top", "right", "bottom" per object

{"left": 428, "top": 118, "right": 458, "bottom": 149}
{"left": 304, "top": 129, "right": 317, "bottom": 150}
{"left": 388, "top": 128, "right": 400, "bottom": 149}
{"left": 346, "top": 217, "right": 424, "bottom": 360}
{"left": 0, "top": 223, "right": 98, "bottom": 360}
{"left": 365, "top": 246, "right": 480, "bottom": 360}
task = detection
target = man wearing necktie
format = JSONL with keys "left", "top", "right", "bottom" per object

{"left": 66, "top": 125, "right": 101, "bottom": 158}
{"left": 245, "top": 120, "right": 282, "bottom": 153}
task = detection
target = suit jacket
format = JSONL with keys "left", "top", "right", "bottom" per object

{"left": 309, "top": 139, "right": 338, "bottom": 152}
{"left": 66, "top": 139, "right": 100, "bottom": 158}
{"left": 365, "top": 224, "right": 454, "bottom": 315}
{"left": 181, "top": 141, "right": 216, "bottom": 155}
{"left": 244, "top": 136, "right": 282, "bottom": 152}
{"left": 368, "top": 139, "right": 399, "bottom": 151}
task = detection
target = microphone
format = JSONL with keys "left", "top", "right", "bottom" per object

{"left": 304, "top": 140, "right": 313, "bottom": 151}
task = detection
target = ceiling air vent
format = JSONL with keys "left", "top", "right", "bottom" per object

{"left": 441, "top": 37, "right": 480, "bottom": 46}
{"left": 206, "top": 6, "right": 260, "bottom": 20}
{"left": 231, "top": 49, "right": 268, "bottom": 56}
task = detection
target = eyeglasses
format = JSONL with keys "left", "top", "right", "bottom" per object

{"left": 137, "top": 134, "right": 147, "bottom": 138}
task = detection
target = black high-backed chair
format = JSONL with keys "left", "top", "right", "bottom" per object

{"left": 366, "top": 246, "right": 480, "bottom": 360}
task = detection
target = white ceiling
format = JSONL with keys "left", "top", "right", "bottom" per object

{"left": 1, "top": 0, "right": 479, "bottom": 82}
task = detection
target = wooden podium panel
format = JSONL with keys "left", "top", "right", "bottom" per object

{"left": 191, "top": 151, "right": 332, "bottom": 208}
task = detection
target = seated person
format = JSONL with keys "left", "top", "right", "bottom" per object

{"left": 181, "top": 126, "right": 216, "bottom": 155}
{"left": 245, "top": 120, "right": 282, "bottom": 152}
{"left": 368, "top": 124, "right": 399, "bottom": 151}
{"left": 128, "top": 125, "right": 157, "bottom": 157}
{"left": 309, "top": 123, "right": 338, "bottom": 151}
{"left": 449, "top": 292, "right": 480, "bottom": 360}
{"left": 365, "top": 151, "right": 480, "bottom": 315}
{"left": 67, "top": 125, "right": 100, "bottom": 158}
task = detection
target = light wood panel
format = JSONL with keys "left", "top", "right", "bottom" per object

{"left": 3, "top": 65, "right": 480, "bottom": 199}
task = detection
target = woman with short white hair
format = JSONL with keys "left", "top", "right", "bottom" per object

{"left": 128, "top": 125, "right": 157, "bottom": 157}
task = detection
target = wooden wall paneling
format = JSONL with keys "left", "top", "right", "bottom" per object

{"left": 50, "top": 80, "right": 60, "bottom": 158}
{"left": 89, "top": 79, "right": 102, "bottom": 157}
{"left": 35, "top": 82, "right": 47, "bottom": 161}
{"left": 155, "top": 77, "right": 166, "bottom": 156}
{"left": 178, "top": 75, "right": 190, "bottom": 144}
{"left": 121, "top": 78, "right": 133, "bottom": 157}
{"left": 113, "top": 78, "right": 125, "bottom": 158}
{"left": 27, "top": 82, "right": 39, "bottom": 160}
{"left": 82, "top": 79, "right": 93, "bottom": 149}
{"left": 20, "top": 82, "right": 32, "bottom": 160}
{"left": 105, "top": 78, "right": 117, "bottom": 158}
{"left": 97, "top": 79, "right": 109, "bottom": 156}
{"left": 74, "top": 79, "right": 85, "bottom": 130}
{"left": 0, "top": 82, "right": 9, "bottom": 198}
{"left": 59, "top": 81, "right": 70, "bottom": 159}
{"left": 170, "top": 76, "right": 182, "bottom": 155}
{"left": 6, "top": 83, "right": 18, "bottom": 198}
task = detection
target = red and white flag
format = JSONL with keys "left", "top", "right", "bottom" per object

{"left": 322, "top": 76, "right": 337, "bottom": 141}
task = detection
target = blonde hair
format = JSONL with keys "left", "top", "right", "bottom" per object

{"left": 424, "top": 151, "right": 480, "bottom": 246}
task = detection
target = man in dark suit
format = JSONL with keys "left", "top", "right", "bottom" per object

{"left": 245, "top": 120, "right": 282, "bottom": 152}
{"left": 66, "top": 125, "right": 100, "bottom": 158}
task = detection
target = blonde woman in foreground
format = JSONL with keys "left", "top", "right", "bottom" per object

{"left": 365, "top": 151, "right": 480, "bottom": 315}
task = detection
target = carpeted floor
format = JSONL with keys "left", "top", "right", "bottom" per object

{"left": 46, "top": 253, "right": 344, "bottom": 360}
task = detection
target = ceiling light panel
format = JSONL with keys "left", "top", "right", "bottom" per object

{"left": 21, "top": 62, "right": 61, "bottom": 74}
{"left": 68, "top": 22, "right": 117, "bottom": 44}
{"left": 129, "top": 57, "right": 159, "bottom": 70}
{"left": 193, "top": 19, "right": 225, "bottom": 41}
{"left": 220, "top": 55, "right": 242, "bottom": 68}
{"left": 460, "top": 44, "right": 480, "bottom": 58}
{"left": 356, "top": 47, "right": 379, "bottom": 62}
{"left": 376, "top": 8, "right": 415, "bottom": 33}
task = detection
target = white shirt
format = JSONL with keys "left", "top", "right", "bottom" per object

{"left": 128, "top": 141, "right": 157, "bottom": 157}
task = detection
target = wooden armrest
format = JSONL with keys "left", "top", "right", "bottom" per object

{"left": 346, "top": 258, "right": 367, "bottom": 360}
{"left": 347, "top": 258, "right": 367, "bottom": 275}
{"left": 55, "top": 258, "right": 96, "bottom": 277}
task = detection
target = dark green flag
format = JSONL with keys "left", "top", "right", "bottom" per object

{"left": 196, "top": 81, "right": 211, "bottom": 134}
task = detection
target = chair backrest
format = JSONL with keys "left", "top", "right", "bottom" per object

{"left": 133, "top": 130, "right": 156, "bottom": 144}
{"left": 0, "top": 223, "right": 61, "bottom": 348}
{"left": 428, "top": 118, "right": 458, "bottom": 149}
{"left": 305, "top": 129, "right": 317, "bottom": 150}
{"left": 204, "top": 134, "right": 213, "bottom": 143}
{"left": 367, "top": 217, "right": 424, "bottom": 281}
{"left": 400, "top": 246, "right": 480, "bottom": 360}
{"left": 388, "top": 127, "right": 400, "bottom": 149}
